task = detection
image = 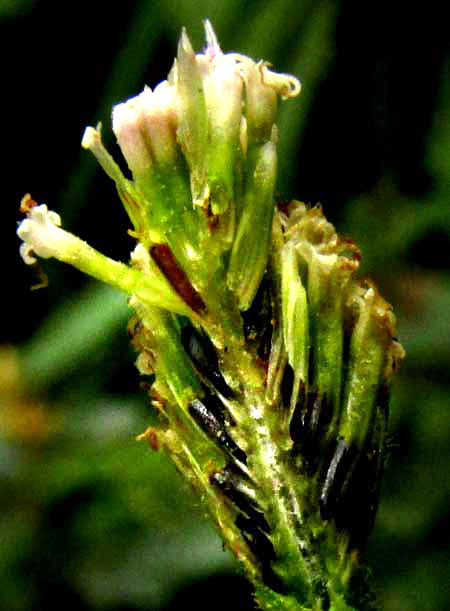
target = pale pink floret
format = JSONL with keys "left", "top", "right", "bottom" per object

{"left": 112, "top": 96, "right": 152, "bottom": 176}
{"left": 139, "top": 83, "right": 178, "bottom": 166}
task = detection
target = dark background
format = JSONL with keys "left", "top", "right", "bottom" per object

{"left": 1, "top": 1, "right": 449, "bottom": 609}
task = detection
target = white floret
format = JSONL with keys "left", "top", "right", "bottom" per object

{"left": 17, "top": 204, "right": 65, "bottom": 264}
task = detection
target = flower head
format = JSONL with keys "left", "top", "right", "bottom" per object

{"left": 16, "top": 24, "right": 404, "bottom": 610}
{"left": 18, "top": 22, "right": 302, "bottom": 320}
{"left": 80, "top": 20, "right": 302, "bottom": 311}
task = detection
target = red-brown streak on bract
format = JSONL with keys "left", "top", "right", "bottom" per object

{"left": 148, "top": 430, "right": 159, "bottom": 451}
{"left": 276, "top": 200, "right": 292, "bottom": 217}
{"left": 150, "top": 244, "right": 206, "bottom": 314}
{"left": 120, "top": 191, "right": 136, "bottom": 209}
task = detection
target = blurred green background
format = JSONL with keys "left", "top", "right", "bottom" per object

{"left": 1, "top": 1, "right": 449, "bottom": 609}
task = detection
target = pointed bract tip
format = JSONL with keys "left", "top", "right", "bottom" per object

{"left": 178, "top": 27, "right": 194, "bottom": 57}
{"left": 204, "top": 19, "right": 222, "bottom": 58}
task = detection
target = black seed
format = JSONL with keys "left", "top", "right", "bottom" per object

{"left": 210, "top": 467, "right": 270, "bottom": 533}
{"left": 290, "top": 390, "right": 333, "bottom": 473}
{"left": 280, "top": 363, "right": 294, "bottom": 408}
{"left": 189, "top": 398, "right": 246, "bottom": 464}
{"left": 319, "top": 385, "right": 390, "bottom": 546}
{"left": 235, "top": 514, "right": 284, "bottom": 593}
{"left": 334, "top": 399, "right": 389, "bottom": 547}
{"left": 181, "top": 326, "right": 234, "bottom": 398}
{"left": 236, "top": 513, "right": 275, "bottom": 560}
{"left": 199, "top": 389, "right": 231, "bottom": 425}
{"left": 319, "top": 440, "right": 356, "bottom": 521}
{"left": 340, "top": 455, "right": 382, "bottom": 546}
